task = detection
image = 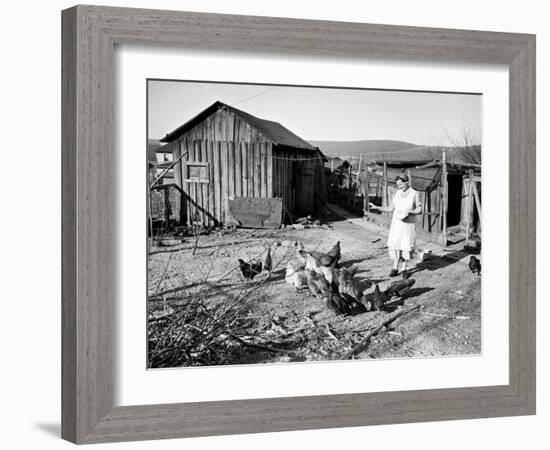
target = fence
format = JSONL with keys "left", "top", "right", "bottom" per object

{"left": 149, "top": 183, "right": 184, "bottom": 236}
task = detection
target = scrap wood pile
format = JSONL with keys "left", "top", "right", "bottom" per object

{"left": 284, "top": 214, "right": 329, "bottom": 230}
{"left": 148, "top": 295, "right": 303, "bottom": 368}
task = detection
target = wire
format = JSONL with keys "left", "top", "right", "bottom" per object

{"left": 230, "top": 88, "right": 276, "bottom": 106}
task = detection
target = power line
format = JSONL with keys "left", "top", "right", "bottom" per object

{"left": 230, "top": 88, "right": 276, "bottom": 106}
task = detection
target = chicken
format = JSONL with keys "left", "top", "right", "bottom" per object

{"left": 324, "top": 240, "right": 341, "bottom": 267}
{"left": 295, "top": 241, "right": 341, "bottom": 269}
{"left": 319, "top": 265, "right": 337, "bottom": 285}
{"left": 343, "top": 296, "right": 367, "bottom": 315}
{"left": 386, "top": 278, "right": 416, "bottom": 297}
{"left": 305, "top": 269, "right": 330, "bottom": 298}
{"left": 326, "top": 291, "right": 360, "bottom": 315}
{"left": 335, "top": 266, "right": 361, "bottom": 301}
{"left": 285, "top": 261, "right": 308, "bottom": 291}
{"left": 328, "top": 266, "right": 366, "bottom": 315}
{"left": 238, "top": 259, "right": 263, "bottom": 280}
{"left": 326, "top": 291, "right": 344, "bottom": 315}
{"left": 469, "top": 256, "right": 481, "bottom": 275}
{"left": 371, "top": 284, "right": 391, "bottom": 310}
{"left": 295, "top": 242, "right": 307, "bottom": 265}
{"left": 301, "top": 251, "right": 325, "bottom": 277}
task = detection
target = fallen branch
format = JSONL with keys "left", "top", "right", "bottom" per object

{"left": 340, "top": 305, "right": 420, "bottom": 360}
{"left": 227, "top": 333, "right": 283, "bottom": 354}
{"left": 422, "top": 311, "right": 471, "bottom": 320}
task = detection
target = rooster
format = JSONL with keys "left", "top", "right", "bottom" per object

{"left": 238, "top": 259, "right": 263, "bottom": 280}
{"left": 469, "top": 256, "right": 481, "bottom": 275}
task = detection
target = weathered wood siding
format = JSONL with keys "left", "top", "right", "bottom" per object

{"left": 272, "top": 148, "right": 323, "bottom": 218}
{"left": 176, "top": 109, "right": 273, "bottom": 143}
{"left": 175, "top": 140, "right": 273, "bottom": 226}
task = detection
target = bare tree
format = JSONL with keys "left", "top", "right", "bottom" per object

{"left": 444, "top": 125, "right": 481, "bottom": 165}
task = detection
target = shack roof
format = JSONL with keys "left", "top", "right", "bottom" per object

{"left": 373, "top": 145, "right": 481, "bottom": 167}
{"left": 160, "top": 101, "right": 318, "bottom": 151}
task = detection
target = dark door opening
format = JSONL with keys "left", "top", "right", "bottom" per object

{"left": 446, "top": 174, "right": 463, "bottom": 227}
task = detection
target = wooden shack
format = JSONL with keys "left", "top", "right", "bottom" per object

{"left": 159, "top": 101, "right": 327, "bottom": 227}
{"left": 362, "top": 145, "right": 481, "bottom": 245}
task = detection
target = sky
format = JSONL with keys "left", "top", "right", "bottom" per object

{"left": 148, "top": 80, "right": 481, "bottom": 146}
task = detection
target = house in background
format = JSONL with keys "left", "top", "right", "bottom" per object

{"left": 159, "top": 101, "right": 327, "bottom": 227}
{"left": 148, "top": 139, "right": 175, "bottom": 185}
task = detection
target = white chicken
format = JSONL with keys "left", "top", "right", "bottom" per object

{"left": 285, "top": 260, "right": 308, "bottom": 291}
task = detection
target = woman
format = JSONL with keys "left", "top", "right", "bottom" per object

{"left": 370, "top": 173, "right": 422, "bottom": 276}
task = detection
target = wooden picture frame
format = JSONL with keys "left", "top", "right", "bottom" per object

{"left": 62, "top": 5, "right": 536, "bottom": 444}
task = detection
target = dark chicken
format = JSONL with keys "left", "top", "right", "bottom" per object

{"left": 335, "top": 266, "right": 361, "bottom": 301}
{"left": 469, "top": 256, "right": 481, "bottom": 275}
{"left": 326, "top": 290, "right": 366, "bottom": 315}
{"left": 387, "top": 278, "right": 416, "bottom": 297}
{"left": 369, "top": 284, "right": 392, "bottom": 311}
{"left": 238, "top": 259, "right": 263, "bottom": 280}
{"left": 326, "top": 291, "right": 344, "bottom": 315}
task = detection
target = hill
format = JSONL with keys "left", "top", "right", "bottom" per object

{"left": 309, "top": 140, "right": 418, "bottom": 159}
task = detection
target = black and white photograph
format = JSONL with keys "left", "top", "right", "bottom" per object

{"left": 147, "top": 80, "right": 482, "bottom": 369}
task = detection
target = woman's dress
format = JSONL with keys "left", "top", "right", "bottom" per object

{"left": 387, "top": 188, "right": 419, "bottom": 260}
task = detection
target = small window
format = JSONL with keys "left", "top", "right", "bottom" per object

{"left": 184, "top": 162, "right": 209, "bottom": 183}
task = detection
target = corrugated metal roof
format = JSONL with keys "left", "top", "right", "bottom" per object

{"left": 160, "top": 101, "right": 317, "bottom": 151}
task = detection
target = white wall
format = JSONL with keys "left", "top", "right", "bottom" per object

{"left": 0, "top": 1, "right": 546, "bottom": 449}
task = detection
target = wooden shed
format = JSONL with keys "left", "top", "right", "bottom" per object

{"left": 362, "top": 145, "right": 481, "bottom": 245}
{"left": 159, "top": 101, "right": 327, "bottom": 227}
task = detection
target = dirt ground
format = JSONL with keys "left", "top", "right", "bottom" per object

{"left": 147, "top": 209, "right": 481, "bottom": 367}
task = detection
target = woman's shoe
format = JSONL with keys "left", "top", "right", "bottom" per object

{"left": 389, "top": 269, "right": 398, "bottom": 277}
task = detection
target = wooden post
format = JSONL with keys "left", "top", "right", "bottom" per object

{"left": 148, "top": 188, "right": 154, "bottom": 244}
{"left": 441, "top": 151, "right": 448, "bottom": 246}
{"left": 421, "top": 189, "right": 426, "bottom": 229}
{"left": 472, "top": 178, "right": 482, "bottom": 234}
{"left": 407, "top": 168, "right": 412, "bottom": 189}
{"left": 364, "top": 165, "right": 370, "bottom": 213}
{"left": 348, "top": 164, "right": 352, "bottom": 208}
{"left": 164, "top": 188, "right": 170, "bottom": 232}
{"left": 383, "top": 161, "right": 389, "bottom": 209}
{"left": 427, "top": 188, "right": 432, "bottom": 232}
{"left": 465, "top": 168, "right": 474, "bottom": 240}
